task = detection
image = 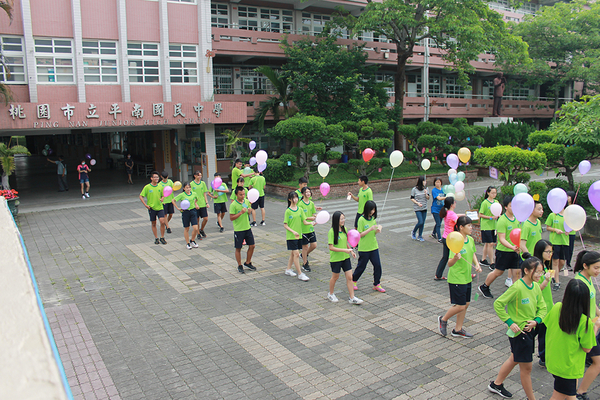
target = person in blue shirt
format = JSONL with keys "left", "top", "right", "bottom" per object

{"left": 430, "top": 177, "right": 445, "bottom": 242}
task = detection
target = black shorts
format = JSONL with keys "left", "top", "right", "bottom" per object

{"left": 234, "top": 229, "right": 255, "bottom": 249}
{"left": 181, "top": 210, "right": 198, "bottom": 228}
{"left": 553, "top": 375, "right": 577, "bottom": 396}
{"left": 331, "top": 258, "right": 352, "bottom": 274}
{"left": 148, "top": 208, "right": 165, "bottom": 222}
{"left": 251, "top": 195, "right": 265, "bottom": 210}
{"left": 163, "top": 202, "right": 174, "bottom": 215}
{"left": 214, "top": 202, "right": 227, "bottom": 214}
{"left": 302, "top": 232, "right": 317, "bottom": 245}
{"left": 586, "top": 332, "right": 600, "bottom": 359}
{"left": 509, "top": 330, "right": 536, "bottom": 363}
{"left": 481, "top": 230, "right": 497, "bottom": 243}
{"left": 287, "top": 238, "right": 303, "bottom": 251}
{"left": 196, "top": 207, "right": 208, "bottom": 219}
{"left": 495, "top": 250, "right": 520, "bottom": 271}
{"left": 552, "top": 245, "right": 568, "bottom": 260}
{"left": 449, "top": 282, "right": 472, "bottom": 306}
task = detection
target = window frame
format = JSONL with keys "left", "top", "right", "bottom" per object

{"left": 0, "top": 35, "right": 26, "bottom": 84}
{"left": 127, "top": 42, "right": 160, "bottom": 84}
{"left": 34, "top": 37, "right": 74, "bottom": 84}
{"left": 168, "top": 44, "right": 198, "bottom": 84}
{"left": 82, "top": 40, "right": 119, "bottom": 84}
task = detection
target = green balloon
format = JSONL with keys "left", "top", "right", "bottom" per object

{"left": 514, "top": 183, "right": 528, "bottom": 195}
{"left": 457, "top": 172, "right": 466, "bottom": 182}
{"left": 445, "top": 185, "right": 455, "bottom": 194}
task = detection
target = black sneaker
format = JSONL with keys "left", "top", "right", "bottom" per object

{"left": 260, "top": 220, "right": 265, "bottom": 226}
{"left": 244, "top": 262, "right": 256, "bottom": 271}
{"left": 553, "top": 282, "right": 561, "bottom": 291}
{"left": 451, "top": 329, "right": 474, "bottom": 338}
{"left": 238, "top": 265, "right": 245, "bottom": 274}
{"left": 480, "top": 259, "right": 490, "bottom": 265}
{"left": 155, "top": 238, "right": 160, "bottom": 245}
{"left": 488, "top": 381, "right": 512, "bottom": 398}
{"left": 219, "top": 227, "right": 224, "bottom": 233}
{"left": 166, "top": 228, "right": 172, "bottom": 234}
{"left": 577, "top": 392, "right": 590, "bottom": 400}
{"left": 302, "top": 263, "right": 311, "bottom": 272}
{"left": 250, "top": 221, "right": 257, "bottom": 227}
{"left": 160, "top": 237, "right": 167, "bottom": 245}
{"left": 197, "top": 234, "right": 202, "bottom": 240}
{"left": 479, "top": 284, "right": 493, "bottom": 299}
{"left": 200, "top": 229, "right": 207, "bottom": 238}
{"left": 489, "top": 263, "right": 495, "bottom": 271}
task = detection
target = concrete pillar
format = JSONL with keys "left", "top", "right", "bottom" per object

{"left": 71, "top": 0, "right": 86, "bottom": 102}
{"left": 20, "top": 0, "right": 37, "bottom": 102}
{"left": 158, "top": 0, "right": 172, "bottom": 102}
{"left": 117, "top": 0, "right": 131, "bottom": 102}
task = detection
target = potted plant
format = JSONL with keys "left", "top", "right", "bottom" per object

{"left": 0, "top": 142, "right": 31, "bottom": 216}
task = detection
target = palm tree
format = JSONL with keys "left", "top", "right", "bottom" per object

{"left": 253, "top": 66, "right": 295, "bottom": 132}
{"left": 0, "top": 0, "right": 14, "bottom": 104}
{"left": 1, "top": 142, "right": 30, "bottom": 189}
{"left": 221, "top": 127, "right": 250, "bottom": 164}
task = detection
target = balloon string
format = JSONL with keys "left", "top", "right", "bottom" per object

{"left": 579, "top": 230, "right": 586, "bottom": 250}
{"left": 380, "top": 167, "right": 395, "bottom": 220}
{"left": 574, "top": 183, "right": 581, "bottom": 204}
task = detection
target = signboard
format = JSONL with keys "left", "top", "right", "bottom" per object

{"left": 489, "top": 167, "right": 498, "bottom": 180}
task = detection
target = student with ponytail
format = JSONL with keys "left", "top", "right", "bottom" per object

{"left": 479, "top": 186, "right": 499, "bottom": 268}
{"left": 532, "top": 240, "right": 554, "bottom": 367}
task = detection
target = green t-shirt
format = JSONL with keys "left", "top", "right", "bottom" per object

{"left": 358, "top": 187, "right": 373, "bottom": 214}
{"left": 140, "top": 183, "right": 164, "bottom": 211}
{"left": 212, "top": 183, "right": 228, "bottom": 204}
{"left": 284, "top": 207, "right": 306, "bottom": 240}
{"left": 298, "top": 199, "right": 316, "bottom": 234}
{"left": 158, "top": 179, "right": 174, "bottom": 204}
{"left": 230, "top": 199, "right": 251, "bottom": 232}
{"left": 521, "top": 219, "right": 542, "bottom": 258}
{"left": 546, "top": 213, "right": 569, "bottom": 246}
{"left": 494, "top": 278, "right": 547, "bottom": 333}
{"left": 479, "top": 198, "right": 498, "bottom": 231}
{"left": 448, "top": 235, "right": 476, "bottom": 285}
{"left": 174, "top": 191, "right": 197, "bottom": 210}
{"left": 496, "top": 214, "right": 519, "bottom": 252}
{"left": 230, "top": 186, "right": 248, "bottom": 201}
{"left": 295, "top": 188, "right": 303, "bottom": 199}
{"left": 231, "top": 167, "right": 242, "bottom": 188}
{"left": 357, "top": 216, "right": 379, "bottom": 252}
{"left": 328, "top": 228, "right": 349, "bottom": 263}
{"left": 545, "top": 302, "right": 596, "bottom": 379}
{"left": 250, "top": 175, "right": 266, "bottom": 197}
{"left": 190, "top": 180, "right": 208, "bottom": 208}
{"left": 539, "top": 264, "right": 554, "bottom": 313}
{"left": 575, "top": 272, "right": 597, "bottom": 319}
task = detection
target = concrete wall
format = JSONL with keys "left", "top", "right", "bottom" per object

{"left": 0, "top": 197, "right": 71, "bottom": 400}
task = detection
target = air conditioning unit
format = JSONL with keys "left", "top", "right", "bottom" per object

{"left": 383, "top": 52, "right": 389, "bottom": 59}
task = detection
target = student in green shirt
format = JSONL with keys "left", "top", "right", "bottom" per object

{"left": 545, "top": 279, "right": 597, "bottom": 400}
{"left": 327, "top": 211, "right": 363, "bottom": 305}
{"left": 283, "top": 191, "right": 314, "bottom": 281}
{"left": 573, "top": 250, "right": 600, "bottom": 399}
{"left": 352, "top": 200, "right": 386, "bottom": 294}
{"left": 438, "top": 216, "right": 482, "bottom": 338}
{"left": 230, "top": 186, "right": 257, "bottom": 274}
{"left": 208, "top": 172, "right": 229, "bottom": 233}
{"left": 295, "top": 177, "right": 308, "bottom": 199}
{"left": 488, "top": 257, "right": 547, "bottom": 400}
{"left": 298, "top": 187, "right": 320, "bottom": 272}
{"left": 249, "top": 169, "right": 267, "bottom": 227}
{"left": 519, "top": 201, "right": 543, "bottom": 259}
{"left": 139, "top": 171, "right": 167, "bottom": 245}
{"left": 172, "top": 182, "right": 199, "bottom": 250}
{"left": 531, "top": 239, "right": 555, "bottom": 367}
{"left": 190, "top": 170, "right": 209, "bottom": 239}
{"left": 159, "top": 171, "right": 175, "bottom": 235}
{"left": 230, "top": 177, "right": 247, "bottom": 202}
{"left": 348, "top": 175, "right": 373, "bottom": 228}
{"left": 546, "top": 210, "right": 569, "bottom": 290}
{"left": 479, "top": 186, "right": 499, "bottom": 267}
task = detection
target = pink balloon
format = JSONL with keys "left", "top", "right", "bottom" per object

{"left": 347, "top": 229, "right": 361, "bottom": 248}
{"left": 163, "top": 186, "right": 173, "bottom": 197}
{"left": 320, "top": 182, "right": 330, "bottom": 197}
{"left": 258, "top": 162, "right": 267, "bottom": 172}
{"left": 90, "top": 159, "right": 96, "bottom": 166}
{"left": 490, "top": 202, "right": 502, "bottom": 217}
{"left": 362, "top": 148, "right": 375, "bottom": 162}
{"left": 212, "top": 177, "right": 222, "bottom": 190}
{"left": 315, "top": 210, "right": 330, "bottom": 224}
{"left": 446, "top": 154, "right": 459, "bottom": 170}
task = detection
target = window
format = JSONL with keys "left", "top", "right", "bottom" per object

{"left": 34, "top": 38, "right": 74, "bottom": 83}
{"left": 211, "top": 3, "right": 229, "bottom": 28}
{"left": 301, "top": 13, "right": 330, "bottom": 36}
{"left": 376, "top": 72, "right": 395, "bottom": 97}
{"left": 127, "top": 42, "right": 159, "bottom": 83}
{"left": 444, "top": 76, "right": 464, "bottom": 98}
{"left": 429, "top": 75, "right": 441, "bottom": 97}
{"left": 0, "top": 36, "right": 26, "bottom": 83}
{"left": 82, "top": 40, "right": 118, "bottom": 83}
{"left": 213, "top": 67, "right": 233, "bottom": 94}
{"left": 169, "top": 44, "right": 197, "bottom": 83}
{"left": 240, "top": 67, "right": 274, "bottom": 94}
{"left": 168, "top": 0, "right": 195, "bottom": 3}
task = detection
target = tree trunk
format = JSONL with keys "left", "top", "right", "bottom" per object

{"left": 565, "top": 167, "right": 575, "bottom": 191}
{"left": 1, "top": 174, "right": 9, "bottom": 190}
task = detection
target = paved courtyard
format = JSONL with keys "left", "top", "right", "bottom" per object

{"left": 17, "top": 177, "right": 600, "bottom": 400}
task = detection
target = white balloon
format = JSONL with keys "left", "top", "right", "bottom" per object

{"left": 389, "top": 150, "right": 404, "bottom": 168}
{"left": 447, "top": 168, "right": 457, "bottom": 177}
{"left": 490, "top": 202, "right": 502, "bottom": 217}
{"left": 454, "top": 181, "right": 465, "bottom": 193}
{"left": 315, "top": 210, "right": 330, "bottom": 225}
{"left": 421, "top": 159, "right": 431, "bottom": 171}
{"left": 255, "top": 150, "right": 268, "bottom": 165}
{"left": 446, "top": 192, "right": 455, "bottom": 198}
{"left": 455, "top": 191, "right": 466, "bottom": 201}
{"left": 248, "top": 188, "right": 260, "bottom": 204}
{"left": 564, "top": 204, "right": 586, "bottom": 231}
{"left": 317, "top": 162, "right": 330, "bottom": 178}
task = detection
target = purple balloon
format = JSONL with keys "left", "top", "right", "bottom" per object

{"left": 446, "top": 154, "right": 459, "bottom": 170}
{"left": 249, "top": 140, "right": 256, "bottom": 150}
{"left": 258, "top": 162, "right": 267, "bottom": 172}
{"left": 579, "top": 160, "right": 591, "bottom": 175}
{"left": 249, "top": 157, "right": 257, "bottom": 166}
{"left": 547, "top": 188, "right": 567, "bottom": 214}
{"left": 564, "top": 220, "right": 573, "bottom": 233}
{"left": 86, "top": 153, "right": 91, "bottom": 159}
{"left": 588, "top": 180, "right": 600, "bottom": 212}
{"left": 512, "top": 192, "right": 535, "bottom": 223}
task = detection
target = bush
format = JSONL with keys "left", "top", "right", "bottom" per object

{"left": 263, "top": 159, "right": 294, "bottom": 183}
{"left": 544, "top": 178, "right": 569, "bottom": 191}
{"left": 278, "top": 153, "right": 296, "bottom": 167}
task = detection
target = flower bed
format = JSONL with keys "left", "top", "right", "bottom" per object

{"left": 0, "top": 189, "right": 18, "bottom": 200}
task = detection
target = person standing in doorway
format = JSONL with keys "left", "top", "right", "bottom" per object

{"left": 492, "top": 72, "right": 506, "bottom": 117}
{"left": 191, "top": 171, "right": 209, "bottom": 239}
{"left": 410, "top": 176, "right": 430, "bottom": 241}
{"left": 125, "top": 154, "right": 134, "bottom": 185}
{"left": 47, "top": 155, "right": 68, "bottom": 192}
{"left": 77, "top": 159, "right": 91, "bottom": 199}
{"left": 348, "top": 175, "right": 373, "bottom": 229}
{"left": 159, "top": 171, "right": 174, "bottom": 234}
{"left": 139, "top": 171, "right": 167, "bottom": 245}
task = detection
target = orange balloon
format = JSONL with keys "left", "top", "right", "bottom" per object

{"left": 363, "top": 148, "right": 375, "bottom": 162}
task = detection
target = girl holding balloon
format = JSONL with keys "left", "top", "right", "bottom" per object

{"left": 478, "top": 186, "right": 500, "bottom": 268}
{"left": 283, "top": 191, "right": 315, "bottom": 281}
{"left": 352, "top": 200, "right": 385, "bottom": 293}
{"left": 435, "top": 197, "right": 462, "bottom": 280}
{"left": 438, "top": 216, "right": 481, "bottom": 338}
{"left": 209, "top": 173, "right": 229, "bottom": 233}
{"left": 172, "top": 182, "right": 199, "bottom": 249}
{"left": 298, "top": 187, "right": 318, "bottom": 272}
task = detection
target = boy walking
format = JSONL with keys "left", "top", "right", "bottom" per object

{"left": 209, "top": 172, "right": 229, "bottom": 232}
{"left": 230, "top": 186, "right": 257, "bottom": 274}
{"left": 249, "top": 169, "right": 266, "bottom": 226}
{"left": 348, "top": 175, "right": 373, "bottom": 228}
{"left": 159, "top": 171, "right": 174, "bottom": 234}
{"left": 139, "top": 171, "right": 167, "bottom": 244}
{"left": 191, "top": 171, "right": 209, "bottom": 239}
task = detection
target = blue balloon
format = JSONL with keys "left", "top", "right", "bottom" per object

{"left": 449, "top": 173, "right": 458, "bottom": 185}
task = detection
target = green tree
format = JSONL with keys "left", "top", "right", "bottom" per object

{"left": 341, "top": 119, "right": 393, "bottom": 177}
{"left": 0, "top": 0, "right": 14, "bottom": 104}
{"left": 481, "top": 121, "right": 536, "bottom": 148}
{"left": 220, "top": 128, "right": 250, "bottom": 164}
{"left": 473, "top": 145, "right": 546, "bottom": 186}
{"left": 334, "top": 0, "right": 529, "bottom": 147}
{"left": 253, "top": 66, "right": 296, "bottom": 133}
{"left": 1, "top": 141, "right": 30, "bottom": 189}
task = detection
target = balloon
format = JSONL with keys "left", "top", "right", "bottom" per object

{"left": 579, "top": 160, "right": 591, "bottom": 175}
{"left": 249, "top": 157, "right": 257, "bottom": 166}
{"left": 446, "top": 192, "right": 455, "bottom": 198}
{"left": 446, "top": 231, "right": 465, "bottom": 254}
{"left": 248, "top": 188, "right": 260, "bottom": 203}
{"left": 320, "top": 182, "right": 330, "bottom": 197}
{"left": 258, "top": 163, "right": 267, "bottom": 172}
{"left": 173, "top": 181, "right": 182, "bottom": 191}
{"left": 212, "top": 177, "right": 222, "bottom": 190}
{"left": 490, "top": 202, "right": 502, "bottom": 217}
{"left": 347, "top": 229, "right": 361, "bottom": 247}
{"left": 421, "top": 159, "right": 431, "bottom": 171}
{"left": 455, "top": 191, "right": 465, "bottom": 201}
{"left": 564, "top": 221, "right": 573, "bottom": 233}
{"left": 444, "top": 185, "right": 456, "bottom": 194}
{"left": 86, "top": 153, "right": 91, "bottom": 159}
{"left": 458, "top": 147, "right": 471, "bottom": 163}
{"left": 446, "top": 154, "right": 459, "bottom": 170}
{"left": 509, "top": 228, "right": 521, "bottom": 246}
{"left": 457, "top": 172, "right": 466, "bottom": 182}
{"left": 564, "top": 204, "right": 586, "bottom": 231}
{"left": 42, "top": 149, "right": 48, "bottom": 156}
{"left": 90, "top": 159, "right": 96, "bottom": 166}
{"left": 180, "top": 200, "right": 190, "bottom": 210}
{"left": 48, "top": 149, "right": 53, "bottom": 155}
{"left": 44, "top": 144, "right": 50, "bottom": 150}
{"left": 256, "top": 150, "right": 268, "bottom": 165}
{"left": 249, "top": 140, "right": 256, "bottom": 150}
{"left": 315, "top": 210, "right": 330, "bottom": 225}
{"left": 244, "top": 167, "right": 252, "bottom": 174}
{"left": 588, "top": 180, "right": 600, "bottom": 212}
{"left": 447, "top": 168, "right": 457, "bottom": 177}
{"left": 318, "top": 162, "right": 330, "bottom": 178}
{"left": 512, "top": 192, "right": 535, "bottom": 223}
{"left": 513, "top": 183, "right": 528, "bottom": 195}
{"left": 163, "top": 186, "right": 173, "bottom": 197}
{"left": 454, "top": 181, "right": 465, "bottom": 193}
{"left": 547, "top": 188, "right": 567, "bottom": 214}
{"left": 362, "top": 148, "right": 375, "bottom": 162}
{"left": 449, "top": 173, "right": 458, "bottom": 185}
{"left": 389, "top": 150, "right": 404, "bottom": 168}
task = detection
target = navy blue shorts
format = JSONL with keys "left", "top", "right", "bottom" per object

{"left": 495, "top": 250, "right": 520, "bottom": 271}
{"left": 552, "top": 244, "right": 568, "bottom": 260}
{"left": 509, "top": 330, "right": 536, "bottom": 363}
{"left": 302, "top": 232, "right": 317, "bottom": 245}
{"left": 331, "top": 258, "right": 352, "bottom": 274}
{"left": 234, "top": 229, "right": 255, "bottom": 249}
{"left": 196, "top": 207, "right": 208, "bottom": 219}
{"left": 449, "top": 282, "right": 471, "bottom": 306}
{"left": 481, "top": 230, "right": 497, "bottom": 243}
{"left": 214, "top": 202, "right": 227, "bottom": 214}
{"left": 181, "top": 210, "right": 198, "bottom": 228}
{"left": 163, "top": 202, "right": 174, "bottom": 215}
{"left": 287, "top": 238, "right": 303, "bottom": 251}
{"left": 148, "top": 208, "right": 165, "bottom": 222}
{"left": 251, "top": 195, "right": 265, "bottom": 209}
{"left": 553, "top": 375, "right": 576, "bottom": 396}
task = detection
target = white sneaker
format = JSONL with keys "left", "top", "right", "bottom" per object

{"left": 349, "top": 296, "right": 363, "bottom": 304}
{"left": 85, "top": 192, "right": 90, "bottom": 198}
{"left": 505, "top": 278, "right": 513, "bottom": 287}
{"left": 82, "top": 195, "right": 85, "bottom": 199}
{"left": 186, "top": 243, "right": 192, "bottom": 250}
{"left": 327, "top": 293, "right": 338, "bottom": 302}
{"left": 285, "top": 269, "right": 297, "bottom": 277}
{"left": 191, "top": 241, "right": 198, "bottom": 248}
{"left": 298, "top": 273, "right": 309, "bottom": 281}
